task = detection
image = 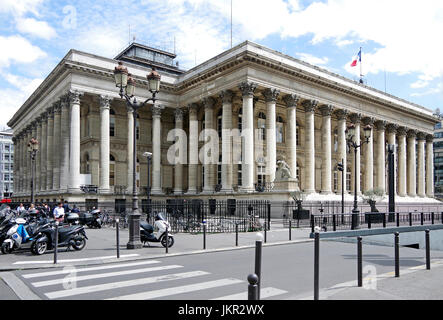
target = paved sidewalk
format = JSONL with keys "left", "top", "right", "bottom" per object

{"left": 0, "top": 223, "right": 312, "bottom": 271}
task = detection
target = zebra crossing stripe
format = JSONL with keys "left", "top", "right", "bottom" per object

{"left": 13, "top": 254, "right": 139, "bottom": 264}
{"left": 32, "top": 265, "right": 183, "bottom": 288}
{"left": 212, "top": 287, "right": 287, "bottom": 300}
{"left": 108, "top": 278, "right": 243, "bottom": 300}
{"left": 22, "top": 260, "right": 161, "bottom": 279}
{"left": 45, "top": 271, "right": 210, "bottom": 299}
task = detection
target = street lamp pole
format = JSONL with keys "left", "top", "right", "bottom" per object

{"left": 27, "top": 138, "right": 39, "bottom": 204}
{"left": 113, "top": 62, "right": 161, "bottom": 249}
{"left": 346, "top": 124, "right": 371, "bottom": 229}
{"left": 143, "top": 151, "right": 152, "bottom": 220}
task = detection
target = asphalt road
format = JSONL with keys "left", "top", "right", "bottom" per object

{"left": 10, "top": 240, "right": 442, "bottom": 300}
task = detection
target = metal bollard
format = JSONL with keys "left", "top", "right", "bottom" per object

{"left": 264, "top": 221, "right": 267, "bottom": 243}
{"left": 116, "top": 218, "right": 120, "bottom": 258}
{"left": 432, "top": 212, "right": 435, "bottom": 225}
{"left": 289, "top": 220, "right": 292, "bottom": 240}
{"left": 247, "top": 274, "right": 259, "bottom": 300}
{"left": 314, "top": 227, "right": 320, "bottom": 300}
{"left": 368, "top": 214, "right": 372, "bottom": 229}
{"left": 165, "top": 226, "right": 169, "bottom": 254}
{"left": 310, "top": 215, "right": 315, "bottom": 233}
{"left": 203, "top": 222, "right": 206, "bottom": 250}
{"left": 420, "top": 212, "right": 424, "bottom": 226}
{"left": 255, "top": 233, "right": 263, "bottom": 300}
{"left": 396, "top": 212, "right": 400, "bottom": 227}
{"left": 409, "top": 212, "right": 412, "bottom": 226}
{"left": 395, "top": 232, "right": 400, "bottom": 277}
{"left": 332, "top": 214, "right": 336, "bottom": 232}
{"left": 54, "top": 221, "right": 59, "bottom": 264}
{"left": 235, "top": 223, "right": 238, "bottom": 247}
{"left": 357, "top": 236, "right": 362, "bottom": 287}
{"left": 383, "top": 213, "right": 386, "bottom": 228}
{"left": 425, "top": 229, "right": 430, "bottom": 270}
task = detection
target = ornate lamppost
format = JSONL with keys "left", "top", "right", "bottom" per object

{"left": 346, "top": 124, "right": 371, "bottom": 229}
{"left": 27, "top": 138, "right": 39, "bottom": 204}
{"left": 143, "top": 151, "right": 152, "bottom": 219}
{"left": 113, "top": 61, "right": 161, "bottom": 249}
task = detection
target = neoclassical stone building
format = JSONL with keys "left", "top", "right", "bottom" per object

{"left": 8, "top": 41, "right": 438, "bottom": 208}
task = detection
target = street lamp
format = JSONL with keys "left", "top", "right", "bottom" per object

{"left": 346, "top": 124, "right": 371, "bottom": 229}
{"left": 113, "top": 61, "right": 161, "bottom": 249}
{"left": 27, "top": 138, "right": 39, "bottom": 204}
{"left": 143, "top": 151, "right": 152, "bottom": 220}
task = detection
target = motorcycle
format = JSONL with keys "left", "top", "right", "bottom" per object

{"left": 66, "top": 208, "right": 102, "bottom": 229}
{"left": 140, "top": 212, "right": 174, "bottom": 248}
{"left": 31, "top": 221, "right": 88, "bottom": 255}
{"left": 0, "top": 212, "right": 16, "bottom": 247}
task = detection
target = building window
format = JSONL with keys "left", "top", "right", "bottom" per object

{"left": 217, "top": 155, "right": 222, "bottom": 185}
{"left": 333, "top": 170, "right": 338, "bottom": 192}
{"left": 258, "top": 112, "right": 266, "bottom": 141}
{"left": 110, "top": 109, "right": 116, "bottom": 137}
{"left": 85, "top": 153, "right": 90, "bottom": 174}
{"left": 346, "top": 168, "right": 351, "bottom": 192}
{"left": 217, "top": 109, "right": 222, "bottom": 138}
{"left": 238, "top": 108, "right": 242, "bottom": 132}
{"left": 110, "top": 154, "right": 115, "bottom": 186}
{"left": 333, "top": 128, "right": 338, "bottom": 152}
{"left": 238, "top": 164, "right": 242, "bottom": 186}
{"left": 276, "top": 116, "right": 284, "bottom": 143}
{"left": 257, "top": 165, "right": 266, "bottom": 184}
{"left": 296, "top": 122, "right": 300, "bottom": 146}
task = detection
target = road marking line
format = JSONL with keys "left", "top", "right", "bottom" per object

{"left": 32, "top": 265, "right": 183, "bottom": 288}
{"left": 22, "top": 260, "right": 161, "bottom": 279}
{"left": 0, "top": 272, "right": 41, "bottom": 300}
{"left": 108, "top": 278, "right": 243, "bottom": 300}
{"left": 13, "top": 254, "right": 139, "bottom": 265}
{"left": 212, "top": 287, "right": 287, "bottom": 300}
{"left": 45, "top": 271, "right": 210, "bottom": 299}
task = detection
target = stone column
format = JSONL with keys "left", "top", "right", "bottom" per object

{"left": 386, "top": 124, "right": 398, "bottom": 195}
{"left": 361, "top": 117, "right": 374, "bottom": 193}
{"left": 319, "top": 105, "right": 333, "bottom": 194}
{"left": 220, "top": 90, "right": 234, "bottom": 192}
{"left": 60, "top": 94, "right": 70, "bottom": 193}
{"left": 263, "top": 88, "right": 280, "bottom": 182}
{"left": 126, "top": 107, "right": 134, "bottom": 194}
{"left": 99, "top": 95, "right": 112, "bottom": 194}
{"left": 35, "top": 118, "right": 42, "bottom": 194}
{"left": 202, "top": 97, "right": 216, "bottom": 193}
{"left": 46, "top": 106, "right": 54, "bottom": 191}
{"left": 426, "top": 134, "right": 434, "bottom": 197}
{"left": 336, "top": 109, "right": 349, "bottom": 194}
{"left": 187, "top": 103, "right": 199, "bottom": 194}
{"left": 407, "top": 130, "right": 417, "bottom": 197}
{"left": 375, "top": 120, "right": 386, "bottom": 193}
{"left": 11, "top": 136, "right": 17, "bottom": 194}
{"left": 397, "top": 127, "right": 407, "bottom": 197}
{"left": 30, "top": 123, "right": 37, "bottom": 197}
{"left": 283, "top": 94, "right": 299, "bottom": 180}
{"left": 68, "top": 90, "right": 82, "bottom": 193}
{"left": 151, "top": 105, "right": 163, "bottom": 194}
{"left": 40, "top": 114, "right": 47, "bottom": 192}
{"left": 23, "top": 128, "right": 30, "bottom": 195}
{"left": 302, "top": 99, "right": 318, "bottom": 194}
{"left": 238, "top": 81, "right": 257, "bottom": 192}
{"left": 173, "top": 108, "right": 184, "bottom": 194}
{"left": 417, "top": 132, "right": 426, "bottom": 197}
{"left": 52, "top": 101, "right": 62, "bottom": 191}
{"left": 350, "top": 113, "right": 362, "bottom": 195}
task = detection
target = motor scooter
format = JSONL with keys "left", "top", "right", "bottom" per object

{"left": 66, "top": 208, "right": 102, "bottom": 229}
{"left": 140, "top": 212, "right": 174, "bottom": 248}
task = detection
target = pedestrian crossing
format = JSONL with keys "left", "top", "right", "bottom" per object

{"left": 17, "top": 259, "right": 288, "bottom": 300}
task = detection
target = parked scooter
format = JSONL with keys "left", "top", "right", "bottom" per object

{"left": 31, "top": 221, "right": 88, "bottom": 255}
{"left": 140, "top": 212, "right": 174, "bottom": 248}
{"left": 67, "top": 208, "right": 102, "bottom": 229}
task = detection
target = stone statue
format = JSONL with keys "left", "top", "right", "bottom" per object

{"left": 275, "top": 160, "right": 292, "bottom": 181}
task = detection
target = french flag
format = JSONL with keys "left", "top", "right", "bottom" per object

{"left": 350, "top": 48, "right": 361, "bottom": 67}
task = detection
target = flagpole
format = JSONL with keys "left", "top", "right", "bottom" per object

{"left": 359, "top": 46, "right": 363, "bottom": 84}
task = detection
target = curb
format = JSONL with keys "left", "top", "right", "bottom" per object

{"left": 0, "top": 238, "right": 313, "bottom": 272}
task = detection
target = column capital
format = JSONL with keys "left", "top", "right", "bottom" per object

{"left": 302, "top": 99, "right": 318, "bottom": 113}
{"left": 60, "top": 92, "right": 70, "bottom": 108}
{"left": 262, "top": 88, "right": 280, "bottom": 103}
{"left": 350, "top": 113, "right": 362, "bottom": 124}
{"left": 407, "top": 129, "right": 417, "bottom": 139}
{"left": 319, "top": 104, "right": 334, "bottom": 116}
{"left": 361, "top": 116, "right": 375, "bottom": 126}
{"left": 374, "top": 120, "right": 387, "bottom": 131}
{"left": 426, "top": 134, "right": 434, "bottom": 143}
{"left": 334, "top": 109, "right": 349, "bottom": 120}
{"left": 283, "top": 94, "right": 299, "bottom": 108}
{"left": 238, "top": 81, "right": 257, "bottom": 97}
{"left": 219, "top": 90, "right": 234, "bottom": 104}
{"left": 46, "top": 106, "right": 54, "bottom": 119}
{"left": 386, "top": 123, "right": 398, "bottom": 134}
{"left": 203, "top": 97, "right": 216, "bottom": 109}
{"left": 68, "top": 89, "right": 83, "bottom": 104}
{"left": 397, "top": 126, "right": 407, "bottom": 137}
{"left": 152, "top": 104, "right": 164, "bottom": 117}
{"left": 53, "top": 100, "right": 62, "bottom": 115}
{"left": 187, "top": 103, "right": 199, "bottom": 116}
{"left": 417, "top": 132, "right": 426, "bottom": 141}
{"left": 99, "top": 95, "right": 113, "bottom": 110}
{"left": 174, "top": 108, "right": 184, "bottom": 121}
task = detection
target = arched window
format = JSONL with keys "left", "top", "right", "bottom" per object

{"left": 346, "top": 167, "right": 351, "bottom": 192}
{"left": 110, "top": 109, "right": 116, "bottom": 137}
{"left": 85, "top": 153, "right": 90, "bottom": 174}
{"left": 258, "top": 112, "right": 266, "bottom": 140}
{"left": 276, "top": 116, "right": 284, "bottom": 143}
{"left": 334, "top": 128, "right": 338, "bottom": 152}
{"left": 110, "top": 154, "right": 115, "bottom": 186}
{"left": 238, "top": 108, "right": 242, "bottom": 132}
{"left": 237, "top": 164, "right": 242, "bottom": 187}
{"left": 217, "top": 109, "right": 222, "bottom": 138}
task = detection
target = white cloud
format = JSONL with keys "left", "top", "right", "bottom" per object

{"left": 16, "top": 17, "right": 57, "bottom": 39}
{"left": 0, "top": 35, "right": 46, "bottom": 67}
{"left": 0, "top": 0, "right": 44, "bottom": 17}
{"left": 296, "top": 52, "right": 329, "bottom": 66}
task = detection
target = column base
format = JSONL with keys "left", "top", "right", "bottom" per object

{"left": 304, "top": 189, "right": 316, "bottom": 194}
{"left": 99, "top": 188, "right": 111, "bottom": 194}
{"left": 151, "top": 188, "right": 163, "bottom": 195}
{"left": 185, "top": 189, "right": 197, "bottom": 195}
{"left": 321, "top": 190, "right": 333, "bottom": 195}
{"left": 220, "top": 188, "right": 234, "bottom": 193}
{"left": 68, "top": 187, "right": 82, "bottom": 194}
{"left": 201, "top": 189, "right": 215, "bottom": 195}
{"left": 173, "top": 189, "right": 184, "bottom": 195}
{"left": 239, "top": 187, "right": 255, "bottom": 193}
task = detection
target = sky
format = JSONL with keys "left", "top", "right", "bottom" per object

{"left": 1, "top": 0, "right": 443, "bottom": 129}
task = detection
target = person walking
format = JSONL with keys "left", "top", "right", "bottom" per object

{"left": 16, "top": 203, "right": 26, "bottom": 215}
{"left": 53, "top": 202, "right": 65, "bottom": 223}
{"left": 63, "top": 200, "right": 71, "bottom": 214}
